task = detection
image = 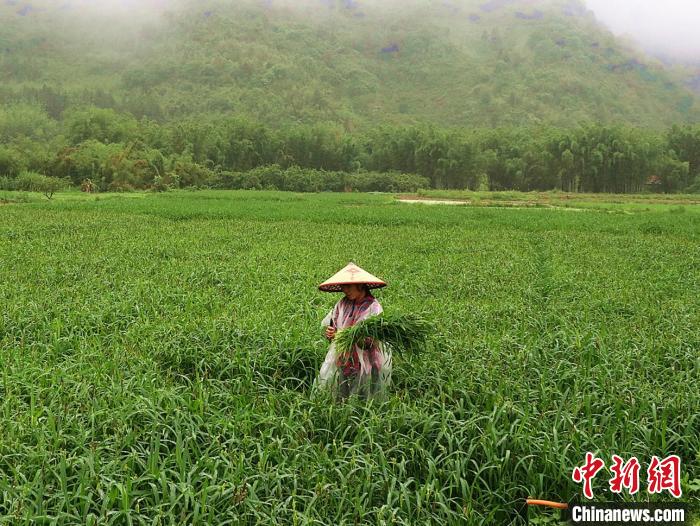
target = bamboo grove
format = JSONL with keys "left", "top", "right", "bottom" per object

{"left": 1, "top": 104, "right": 700, "bottom": 193}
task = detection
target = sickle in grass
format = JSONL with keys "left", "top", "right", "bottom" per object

{"left": 525, "top": 499, "right": 569, "bottom": 509}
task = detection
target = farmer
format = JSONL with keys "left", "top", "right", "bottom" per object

{"left": 316, "top": 262, "right": 392, "bottom": 401}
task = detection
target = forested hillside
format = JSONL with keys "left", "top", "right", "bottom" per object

{"left": 1, "top": 0, "right": 700, "bottom": 193}
{"left": 2, "top": 0, "right": 700, "bottom": 128}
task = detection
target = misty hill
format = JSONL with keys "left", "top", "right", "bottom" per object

{"left": 1, "top": 0, "right": 699, "bottom": 129}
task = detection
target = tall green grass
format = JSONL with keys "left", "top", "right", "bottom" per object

{"left": 333, "top": 313, "right": 433, "bottom": 358}
{"left": 0, "top": 191, "right": 698, "bottom": 524}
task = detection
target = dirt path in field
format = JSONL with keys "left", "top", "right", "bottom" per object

{"left": 397, "top": 198, "right": 472, "bottom": 205}
{"left": 397, "top": 194, "right": 700, "bottom": 206}
{"left": 395, "top": 196, "right": 589, "bottom": 211}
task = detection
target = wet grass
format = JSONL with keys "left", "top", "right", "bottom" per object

{"left": 0, "top": 190, "right": 698, "bottom": 524}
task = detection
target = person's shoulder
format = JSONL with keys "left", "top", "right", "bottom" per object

{"left": 368, "top": 296, "right": 383, "bottom": 313}
{"left": 335, "top": 296, "right": 350, "bottom": 309}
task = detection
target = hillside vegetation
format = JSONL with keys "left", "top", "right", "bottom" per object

{"left": 1, "top": 0, "right": 699, "bottom": 128}
{"left": 1, "top": 0, "right": 700, "bottom": 193}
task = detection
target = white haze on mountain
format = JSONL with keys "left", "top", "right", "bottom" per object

{"left": 584, "top": 0, "right": 700, "bottom": 64}
{"left": 7, "top": 0, "right": 700, "bottom": 64}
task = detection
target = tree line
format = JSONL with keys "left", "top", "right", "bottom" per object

{"left": 1, "top": 104, "right": 699, "bottom": 194}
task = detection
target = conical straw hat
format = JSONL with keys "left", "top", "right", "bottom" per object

{"left": 318, "top": 262, "right": 387, "bottom": 292}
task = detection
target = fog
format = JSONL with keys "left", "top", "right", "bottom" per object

{"left": 6, "top": 0, "right": 700, "bottom": 64}
{"left": 584, "top": 0, "right": 700, "bottom": 63}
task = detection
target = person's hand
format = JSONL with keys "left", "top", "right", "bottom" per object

{"left": 325, "top": 326, "right": 337, "bottom": 341}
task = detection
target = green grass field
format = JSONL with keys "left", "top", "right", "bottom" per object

{"left": 1, "top": 190, "right": 698, "bottom": 525}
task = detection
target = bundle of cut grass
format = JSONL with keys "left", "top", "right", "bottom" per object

{"left": 333, "top": 313, "right": 432, "bottom": 357}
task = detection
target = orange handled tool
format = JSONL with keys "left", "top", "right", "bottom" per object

{"left": 526, "top": 499, "right": 569, "bottom": 509}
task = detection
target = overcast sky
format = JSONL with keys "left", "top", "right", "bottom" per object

{"left": 584, "top": 0, "right": 700, "bottom": 62}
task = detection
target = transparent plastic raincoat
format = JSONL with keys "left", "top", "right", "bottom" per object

{"left": 315, "top": 293, "right": 392, "bottom": 401}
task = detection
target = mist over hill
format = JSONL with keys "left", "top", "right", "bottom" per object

{"left": 1, "top": 0, "right": 699, "bottom": 128}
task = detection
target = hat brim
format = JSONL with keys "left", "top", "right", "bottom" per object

{"left": 319, "top": 281, "right": 387, "bottom": 292}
